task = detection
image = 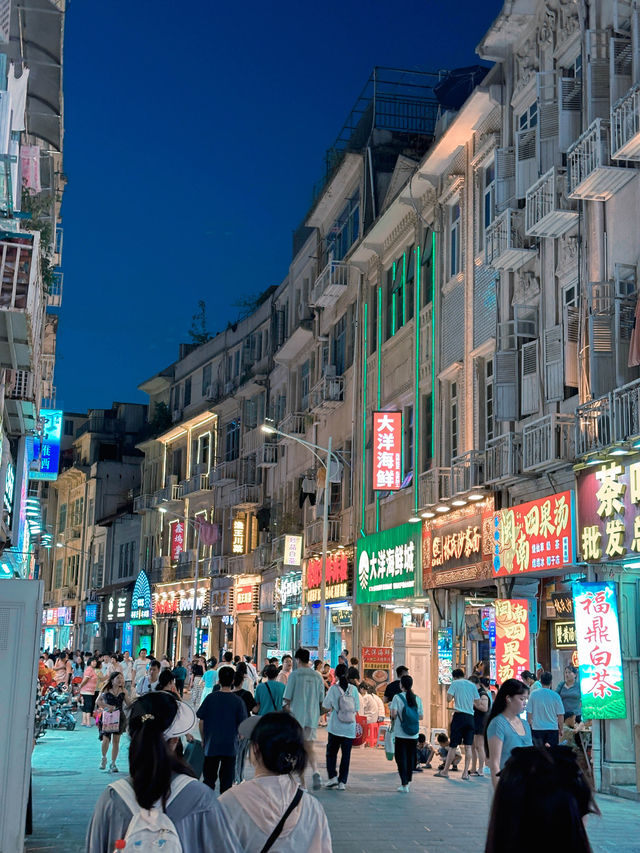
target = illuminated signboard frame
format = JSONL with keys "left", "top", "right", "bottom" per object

{"left": 30, "top": 409, "right": 63, "bottom": 481}
{"left": 305, "top": 552, "right": 351, "bottom": 603}
{"left": 422, "top": 502, "right": 493, "bottom": 589}
{"left": 356, "top": 523, "right": 419, "bottom": 604}
{"left": 284, "top": 534, "right": 303, "bottom": 567}
{"left": 573, "top": 582, "right": 626, "bottom": 719}
{"left": 494, "top": 598, "right": 530, "bottom": 684}
{"left": 437, "top": 627, "right": 453, "bottom": 684}
{"left": 372, "top": 411, "right": 402, "bottom": 491}
{"left": 232, "top": 518, "right": 245, "bottom": 554}
{"left": 130, "top": 571, "right": 152, "bottom": 624}
{"left": 235, "top": 583, "right": 256, "bottom": 613}
{"left": 577, "top": 456, "right": 640, "bottom": 562}
{"left": 170, "top": 520, "right": 185, "bottom": 563}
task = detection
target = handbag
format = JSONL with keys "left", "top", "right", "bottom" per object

{"left": 384, "top": 721, "right": 395, "bottom": 761}
{"left": 259, "top": 787, "right": 303, "bottom": 853}
{"left": 102, "top": 709, "right": 121, "bottom": 733}
{"left": 184, "top": 739, "right": 205, "bottom": 779}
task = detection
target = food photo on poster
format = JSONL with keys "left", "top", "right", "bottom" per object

{"left": 361, "top": 646, "right": 393, "bottom": 696}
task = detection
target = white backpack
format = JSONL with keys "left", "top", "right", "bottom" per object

{"left": 337, "top": 685, "right": 356, "bottom": 724}
{"left": 109, "top": 775, "right": 194, "bottom": 852}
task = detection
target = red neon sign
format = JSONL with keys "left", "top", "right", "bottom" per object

{"left": 170, "top": 521, "right": 185, "bottom": 563}
{"left": 373, "top": 411, "right": 402, "bottom": 491}
{"left": 494, "top": 599, "right": 530, "bottom": 684}
{"left": 306, "top": 553, "right": 349, "bottom": 590}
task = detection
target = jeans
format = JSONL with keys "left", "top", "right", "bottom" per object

{"left": 326, "top": 733, "right": 353, "bottom": 784}
{"left": 395, "top": 736, "right": 416, "bottom": 785}
{"left": 203, "top": 754, "right": 235, "bottom": 793}
{"left": 532, "top": 729, "right": 560, "bottom": 748}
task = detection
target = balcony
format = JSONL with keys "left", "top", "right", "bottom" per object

{"left": 274, "top": 321, "right": 314, "bottom": 365}
{"left": 525, "top": 168, "right": 579, "bottom": 238}
{"left": 149, "top": 555, "right": 172, "bottom": 584}
{"left": 63, "top": 523, "right": 82, "bottom": 541}
{"left": 304, "top": 517, "right": 342, "bottom": 550}
{"left": 450, "top": 451, "right": 485, "bottom": 496}
{"left": 206, "top": 556, "right": 230, "bottom": 578}
{"left": 0, "top": 232, "right": 44, "bottom": 372}
{"left": 154, "top": 482, "right": 184, "bottom": 509}
{"left": 133, "top": 494, "right": 154, "bottom": 514}
{"left": 613, "top": 377, "right": 640, "bottom": 444}
{"left": 176, "top": 550, "right": 196, "bottom": 580}
{"left": 567, "top": 118, "right": 635, "bottom": 200}
{"left": 485, "top": 433, "right": 522, "bottom": 484}
{"left": 611, "top": 84, "right": 640, "bottom": 160}
{"left": 231, "top": 483, "right": 262, "bottom": 509}
{"left": 575, "top": 395, "right": 613, "bottom": 458}
{"left": 4, "top": 369, "right": 36, "bottom": 434}
{"left": 47, "top": 270, "right": 63, "bottom": 308}
{"left": 522, "top": 414, "right": 575, "bottom": 472}
{"left": 211, "top": 459, "right": 239, "bottom": 486}
{"left": 278, "top": 412, "right": 308, "bottom": 438}
{"left": 309, "top": 375, "right": 345, "bottom": 413}
{"left": 181, "top": 473, "right": 212, "bottom": 496}
{"left": 76, "top": 417, "right": 126, "bottom": 439}
{"left": 256, "top": 442, "right": 278, "bottom": 468}
{"left": 227, "top": 553, "right": 254, "bottom": 576}
{"left": 310, "top": 261, "right": 350, "bottom": 308}
{"left": 252, "top": 543, "right": 271, "bottom": 571}
{"left": 418, "top": 467, "right": 451, "bottom": 508}
{"left": 485, "top": 208, "right": 536, "bottom": 271}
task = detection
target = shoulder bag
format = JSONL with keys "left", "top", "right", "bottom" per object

{"left": 259, "top": 787, "right": 303, "bottom": 853}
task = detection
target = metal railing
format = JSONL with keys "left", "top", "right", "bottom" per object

{"left": 181, "top": 473, "right": 211, "bottom": 496}
{"left": 228, "top": 553, "right": 254, "bottom": 575}
{"left": 311, "top": 261, "right": 350, "bottom": 308}
{"left": 154, "top": 483, "right": 184, "bottom": 504}
{"left": 76, "top": 417, "right": 126, "bottom": 438}
{"left": 450, "top": 450, "right": 485, "bottom": 495}
{"left": 309, "top": 375, "right": 345, "bottom": 411}
{"left": 575, "top": 395, "right": 613, "bottom": 457}
{"left": 485, "top": 433, "right": 522, "bottom": 483}
{"left": 278, "top": 412, "right": 307, "bottom": 436}
{"left": 613, "top": 377, "right": 640, "bottom": 444}
{"left": 525, "top": 167, "right": 577, "bottom": 237}
{"left": 257, "top": 442, "right": 278, "bottom": 467}
{"left": 485, "top": 208, "right": 534, "bottom": 270}
{"left": 231, "top": 483, "right": 262, "bottom": 508}
{"left": 522, "top": 414, "right": 575, "bottom": 472}
{"left": 304, "top": 517, "right": 342, "bottom": 548}
{"left": 210, "top": 459, "right": 239, "bottom": 485}
{"left": 611, "top": 84, "right": 640, "bottom": 159}
{"left": 206, "top": 556, "right": 230, "bottom": 577}
{"left": 418, "top": 467, "right": 451, "bottom": 507}
{"left": 133, "top": 494, "right": 154, "bottom": 513}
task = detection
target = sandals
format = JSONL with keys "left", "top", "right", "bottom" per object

{"left": 468, "top": 770, "right": 480, "bottom": 776}
{"left": 433, "top": 771, "right": 449, "bottom": 778}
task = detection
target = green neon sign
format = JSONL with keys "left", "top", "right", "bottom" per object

{"left": 356, "top": 523, "right": 421, "bottom": 604}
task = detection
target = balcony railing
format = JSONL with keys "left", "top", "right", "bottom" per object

{"left": 76, "top": 417, "right": 126, "bottom": 438}
{"left": 252, "top": 543, "right": 271, "bottom": 570}
{"left": 567, "top": 118, "right": 635, "bottom": 200}
{"left": 0, "top": 231, "right": 44, "bottom": 372}
{"left": 230, "top": 483, "right": 262, "bottom": 509}
{"left": 278, "top": 412, "right": 307, "bottom": 438}
{"left": 525, "top": 167, "right": 579, "bottom": 238}
{"left": 6, "top": 369, "right": 35, "bottom": 401}
{"left": 133, "top": 494, "right": 154, "bottom": 513}
{"left": 418, "top": 467, "right": 451, "bottom": 507}
{"left": 256, "top": 442, "right": 278, "bottom": 467}
{"left": 227, "top": 553, "right": 254, "bottom": 576}
{"left": 210, "top": 459, "right": 239, "bottom": 486}
{"left": 309, "top": 375, "right": 345, "bottom": 413}
{"left": 154, "top": 483, "right": 184, "bottom": 505}
{"left": 304, "top": 517, "right": 342, "bottom": 549}
{"left": 181, "top": 473, "right": 211, "bottom": 496}
{"left": 611, "top": 83, "right": 640, "bottom": 160}
{"left": 575, "top": 395, "right": 613, "bottom": 458}
{"left": 206, "top": 556, "right": 230, "bottom": 577}
{"left": 485, "top": 208, "right": 536, "bottom": 271}
{"left": 522, "top": 414, "right": 575, "bottom": 472}
{"left": 485, "top": 433, "right": 522, "bottom": 484}
{"left": 613, "top": 377, "right": 640, "bottom": 444}
{"left": 47, "top": 269, "right": 63, "bottom": 307}
{"left": 310, "top": 261, "right": 350, "bottom": 308}
{"left": 450, "top": 451, "right": 485, "bottom": 496}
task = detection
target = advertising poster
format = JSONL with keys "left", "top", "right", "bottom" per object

{"left": 437, "top": 627, "right": 453, "bottom": 684}
{"left": 372, "top": 411, "right": 402, "bottom": 490}
{"left": 30, "top": 409, "right": 63, "bottom": 481}
{"left": 494, "top": 599, "right": 530, "bottom": 683}
{"left": 356, "top": 523, "right": 419, "bottom": 604}
{"left": 573, "top": 582, "right": 626, "bottom": 719}
{"left": 361, "top": 646, "right": 393, "bottom": 697}
{"left": 577, "top": 456, "right": 640, "bottom": 562}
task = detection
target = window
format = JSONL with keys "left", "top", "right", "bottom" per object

{"left": 93, "top": 543, "right": 104, "bottom": 589}
{"left": 333, "top": 314, "right": 346, "bottom": 375}
{"left": 64, "top": 419, "right": 74, "bottom": 436}
{"left": 518, "top": 102, "right": 538, "bottom": 130}
{"left": 405, "top": 250, "right": 415, "bottom": 322}
{"left": 171, "top": 448, "right": 183, "bottom": 479}
{"left": 227, "top": 355, "right": 233, "bottom": 381}
{"left": 202, "top": 363, "right": 212, "bottom": 396}
{"left": 450, "top": 204, "right": 461, "bottom": 278}
{"left": 368, "top": 285, "right": 378, "bottom": 355}
{"left": 301, "top": 360, "right": 311, "bottom": 410}
{"left": 485, "top": 358, "right": 495, "bottom": 443}
{"left": 326, "top": 192, "right": 360, "bottom": 261}
{"left": 88, "top": 498, "right": 94, "bottom": 526}
{"left": 450, "top": 381, "right": 459, "bottom": 460}
{"left": 385, "top": 251, "right": 413, "bottom": 339}
{"left": 183, "top": 377, "right": 191, "bottom": 408}
{"left": 564, "top": 53, "right": 582, "bottom": 80}
{"left": 118, "top": 543, "right": 126, "bottom": 578}
{"left": 422, "top": 394, "right": 433, "bottom": 472}
{"left": 197, "top": 433, "right": 210, "bottom": 467}
{"left": 483, "top": 163, "right": 496, "bottom": 241}
{"left": 254, "top": 332, "right": 262, "bottom": 361}
{"left": 58, "top": 503, "right": 67, "bottom": 533}
{"left": 225, "top": 420, "right": 240, "bottom": 461}
{"left": 54, "top": 559, "right": 63, "bottom": 588}
{"left": 234, "top": 350, "right": 240, "bottom": 377}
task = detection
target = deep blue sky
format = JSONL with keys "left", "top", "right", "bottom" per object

{"left": 57, "top": 0, "right": 503, "bottom": 413}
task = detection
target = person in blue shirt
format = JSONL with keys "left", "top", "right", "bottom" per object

{"left": 254, "top": 664, "right": 285, "bottom": 715}
{"left": 526, "top": 671, "right": 565, "bottom": 747}
{"left": 485, "top": 679, "right": 533, "bottom": 790}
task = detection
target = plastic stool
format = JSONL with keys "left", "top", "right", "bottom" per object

{"left": 366, "top": 722, "right": 380, "bottom": 748}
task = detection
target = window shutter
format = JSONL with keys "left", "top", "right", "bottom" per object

{"left": 544, "top": 325, "right": 564, "bottom": 402}
{"left": 516, "top": 128, "right": 537, "bottom": 198}
{"left": 610, "top": 36, "right": 632, "bottom": 105}
{"left": 589, "top": 281, "right": 615, "bottom": 398}
{"left": 494, "top": 350, "right": 518, "bottom": 421}
{"left": 559, "top": 76, "right": 582, "bottom": 151}
{"left": 521, "top": 340, "right": 539, "bottom": 416}
{"left": 587, "top": 30, "right": 610, "bottom": 123}
{"left": 495, "top": 147, "right": 515, "bottom": 213}
{"left": 563, "top": 303, "right": 579, "bottom": 388}
{"left": 537, "top": 72, "right": 560, "bottom": 172}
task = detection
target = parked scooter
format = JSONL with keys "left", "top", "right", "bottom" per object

{"left": 42, "top": 685, "right": 77, "bottom": 730}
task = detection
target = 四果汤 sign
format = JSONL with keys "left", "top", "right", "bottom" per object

{"left": 573, "top": 582, "right": 626, "bottom": 719}
{"left": 493, "top": 491, "right": 576, "bottom": 576}
{"left": 356, "top": 523, "right": 419, "bottom": 604}
{"left": 577, "top": 456, "right": 640, "bottom": 562}
{"left": 494, "top": 599, "right": 530, "bottom": 683}
{"left": 373, "top": 411, "right": 402, "bottom": 491}
{"left": 305, "top": 552, "right": 350, "bottom": 603}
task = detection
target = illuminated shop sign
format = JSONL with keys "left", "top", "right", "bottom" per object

{"left": 422, "top": 503, "right": 493, "bottom": 588}
{"left": 284, "top": 535, "right": 303, "bottom": 567}
{"left": 437, "top": 627, "right": 453, "bottom": 685}
{"left": 554, "top": 620, "right": 577, "bottom": 648}
{"left": 493, "top": 491, "right": 576, "bottom": 576}
{"left": 494, "top": 599, "right": 530, "bottom": 684}
{"left": 130, "top": 571, "right": 152, "bottom": 624}
{"left": 232, "top": 518, "right": 245, "bottom": 554}
{"left": 170, "top": 520, "right": 185, "bottom": 563}
{"left": 210, "top": 588, "right": 230, "bottom": 616}
{"left": 305, "top": 552, "right": 351, "bottom": 603}
{"left": 30, "top": 409, "right": 63, "bottom": 481}
{"left": 85, "top": 604, "right": 98, "bottom": 623}
{"left": 154, "top": 592, "right": 205, "bottom": 616}
{"left": 551, "top": 592, "right": 574, "bottom": 617}
{"left": 372, "top": 411, "right": 402, "bottom": 491}
{"left": 235, "top": 583, "right": 256, "bottom": 613}
{"left": 356, "top": 523, "right": 419, "bottom": 604}
{"left": 106, "top": 591, "right": 131, "bottom": 623}
{"left": 277, "top": 573, "right": 302, "bottom": 608}
{"left": 577, "top": 457, "right": 640, "bottom": 561}
{"left": 573, "top": 582, "right": 626, "bottom": 719}
{"left": 4, "top": 462, "right": 14, "bottom": 527}
{"left": 42, "top": 606, "right": 74, "bottom": 627}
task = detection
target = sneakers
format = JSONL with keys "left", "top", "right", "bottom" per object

{"left": 312, "top": 772, "right": 322, "bottom": 790}
{"left": 109, "top": 762, "right": 119, "bottom": 773}
{"left": 337, "top": 782, "right": 346, "bottom": 791}
{"left": 483, "top": 766, "right": 491, "bottom": 776}
{"left": 325, "top": 777, "right": 339, "bottom": 788}
{"left": 397, "top": 784, "right": 409, "bottom": 792}
{"left": 100, "top": 757, "right": 107, "bottom": 770}
{"left": 414, "top": 766, "right": 424, "bottom": 772}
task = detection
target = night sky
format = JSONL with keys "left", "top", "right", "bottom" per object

{"left": 57, "top": 0, "right": 503, "bottom": 414}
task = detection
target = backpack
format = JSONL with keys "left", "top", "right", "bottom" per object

{"left": 337, "top": 685, "right": 356, "bottom": 724}
{"left": 399, "top": 694, "right": 420, "bottom": 736}
{"left": 109, "top": 775, "right": 194, "bottom": 852}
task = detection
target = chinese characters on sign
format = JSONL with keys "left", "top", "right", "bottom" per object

{"left": 305, "top": 552, "right": 350, "bottom": 603}
{"left": 356, "top": 523, "right": 420, "bottom": 604}
{"left": 277, "top": 573, "right": 302, "bottom": 607}
{"left": 577, "top": 456, "right": 640, "bottom": 562}
{"left": 232, "top": 518, "right": 245, "bottom": 554}
{"left": 130, "top": 571, "right": 152, "bottom": 624}
{"left": 30, "top": 409, "right": 63, "bottom": 481}
{"left": 362, "top": 646, "right": 393, "bottom": 697}
{"left": 235, "top": 584, "right": 256, "bottom": 612}
{"left": 284, "top": 535, "right": 303, "bottom": 567}
{"left": 106, "top": 592, "right": 131, "bottom": 623}
{"left": 372, "top": 411, "right": 402, "bottom": 491}
{"left": 437, "top": 627, "right": 454, "bottom": 684}
{"left": 573, "top": 582, "right": 626, "bottom": 719}
{"left": 170, "top": 521, "right": 185, "bottom": 563}
{"left": 493, "top": 491, "right": 576, "bottom": 576}
{"left": 422, "top": 503, "right": 493, "bottom": 588}
{"left": 551, "top": 592, "right": 574, "bottom": 617}
{"left": 554, "top": 621, "right": 577, "bottom": 648}
{"left": 494, "top": 599, "right": 530, "bottom": 684}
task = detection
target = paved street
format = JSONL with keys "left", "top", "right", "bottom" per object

{"left": 26, "top": 719, "right": 639, "bottom": 853}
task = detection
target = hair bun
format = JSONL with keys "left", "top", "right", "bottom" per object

{"left": 276, "top": 752, "right": 297, "bottom": 773}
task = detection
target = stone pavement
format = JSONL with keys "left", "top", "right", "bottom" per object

{"left": 26, "top": 721, "right": 639, "bottom": 853}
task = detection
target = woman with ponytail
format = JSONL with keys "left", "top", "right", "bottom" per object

{"left": 321, "top": 662, "right": 360, "bottom": 790}
{"left": 389, "top": 674, "right": 424, "bottom": 792}
{"left": 85, "top": 691, "right": 241, "bottom": 852}
{"left": 218, "top": 712, "right": 332, "bottom": 852}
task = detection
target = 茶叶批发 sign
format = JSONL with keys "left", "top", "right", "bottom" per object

{"left": 356, "top": 523, "right": 420, "bottom": 604}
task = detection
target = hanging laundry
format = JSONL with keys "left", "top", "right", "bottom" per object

{"left": 7, "top": 63, "right": 29, "bottom": 132}
{"left": 299, "top": 476, "right": 316, "bottom": 508}
{"left": 329, "top": 459, "right": 343, "bottom": 483}
{"left": 20, "top": 145, "right": 41, "bottom": 193}
{"left": 197, "top": 521, "right": 220, "bottom": 546}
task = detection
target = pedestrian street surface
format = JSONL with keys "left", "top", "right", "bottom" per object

{"left": 27, "top": 723, "right": 638, "bottom": 853}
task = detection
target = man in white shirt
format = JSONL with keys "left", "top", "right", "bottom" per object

{"left": 435, "top": 669, "right": 484, "bottom": 780}
{"left": 283, "top": 649, "right": 325, "bottom": 790}
{"left": 136, "top": 659, "right": 161, "bottom": 695}
{"left": 133, "top": 649, "right": 149, "bottom": 684}
{"left": 527, "top": 671, "right": 565, "bottom": 747}
{"left": 121, "top": 652, "right": 133, "bottom": 690}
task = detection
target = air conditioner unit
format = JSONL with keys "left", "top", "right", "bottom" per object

{"left": 324, "top": 364, "right": 337, "bottom": 378}
{"left": 206, "top": 383, "right": 219, "bottom": 401}
{"left": 168, "top": 474, "right": 178, "bottom": 486}
{"left": 224, "top": 382, "right": 234, "bottom": 394}
{"left": 172, "top": 408, "right": 182, "bottom": 423}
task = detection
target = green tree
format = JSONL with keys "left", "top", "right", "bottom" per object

{"left": 189, "top": 300, "right": 212, "bottom": 345}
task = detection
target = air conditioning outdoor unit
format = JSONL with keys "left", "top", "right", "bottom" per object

{"left": 172, "top": 409, "right": 182, "bottom": 423}
{"left": 206, "top": 383, "right": 219, "bottom": 401}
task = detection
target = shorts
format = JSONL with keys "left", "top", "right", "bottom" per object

{"left": 450, "top": 711, "right": 475, "bottom": 748}
{"left": 303, "top": 726, "right": 317, "bottom": 742}
{"left": 82, "top": 693, "right": 96, "bottom": 714}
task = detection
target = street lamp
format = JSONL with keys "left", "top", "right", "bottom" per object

{"left": 156, "top": 505, "right": 202, "bottom": 661}
{"left": 261, "top": 420, "right": 336, "bottom": 662}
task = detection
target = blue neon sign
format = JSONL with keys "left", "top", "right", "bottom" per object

{"left": 30, "top": 409, "right": 63, "bottom": 481}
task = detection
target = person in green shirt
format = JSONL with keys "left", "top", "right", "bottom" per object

{"left": 254, "top": 664, "right": 285, "bottom": 715}
{"left": 173, "top": 660, "right": 188, "bottom": 697}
